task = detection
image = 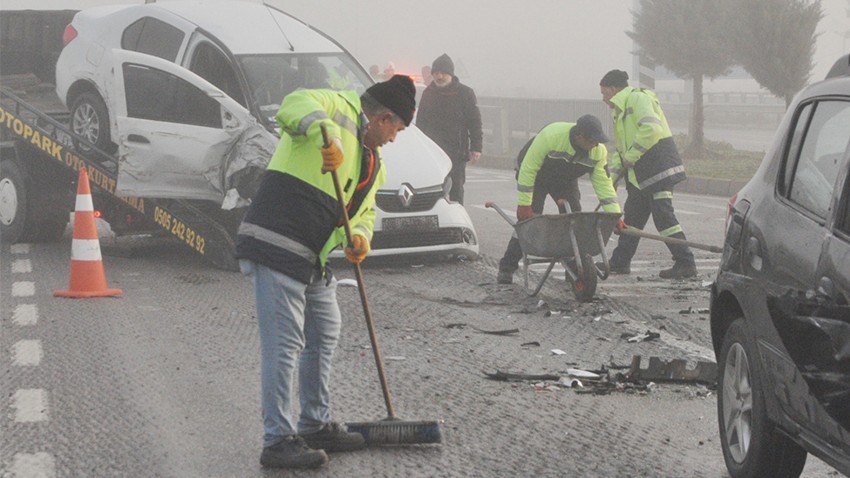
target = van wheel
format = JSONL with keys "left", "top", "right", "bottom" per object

{"left": 71, "top": 92, "right": 116, "bottom": 154}
{"left": 0, "top": 159, "right": 28, "bottom": 243}
{"left": 718, "top": 318, "right": 807, "bottom": 478}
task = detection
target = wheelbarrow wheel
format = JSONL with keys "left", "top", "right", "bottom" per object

{"left": 569, "top": 253, "right": 597, "bottom": 303}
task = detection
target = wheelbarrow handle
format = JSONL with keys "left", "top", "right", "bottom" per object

{"left": 485, "top": 201, "right": 516, "bottom": 226}
{"left": 618, "top": 226, "right": 723, "bottom": 253}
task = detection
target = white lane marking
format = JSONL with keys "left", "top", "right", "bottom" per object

{"left": 10, "top": 452, "right": 56, "bottom": 478}
{"left": 10, "top": 243, "right": 30, "bottom": 254}
{"left": 12, "top": 258, "right": 32, "bottom": 273}
{"left": 12, "top": 282, "right": 35, "bottom": 297}
{"left": 674, "top": 209, "right": 701, "bottom": 215}
{"left": 12, "top": 389, "right": 49, "bottom": 422}
{"left": 13, "top": 340, "right": 43, "bottom": 366}
{"left": 465, "top": 179, "right": 513, "bottom": 183}
{"left": 12, "top": 304, "right": 38, "bottom": 326}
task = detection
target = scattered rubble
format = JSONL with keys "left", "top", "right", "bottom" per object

{"left": 484, "top": 354, "right": 717, "bottom": 395}
{"left": 621, "top": 330, "right": 661, "bottom": 342}
{"left": 679, "top": 306, "right": 710, "bottom": 314}
{"left": 628, "top": 355, "right": 717, "bottom": 385}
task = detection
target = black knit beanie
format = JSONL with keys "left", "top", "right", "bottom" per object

{"left": 431, "top": 53, "right": 454, "bottom": 76}
{"left": 365, "top": 74, "right": 416, "bottom": 126}
{"left": 599, "top": 69, "right": 629, "bottom": 88}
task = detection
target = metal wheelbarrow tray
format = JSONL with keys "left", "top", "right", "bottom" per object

{"left": 487, "top": 202, "right": 621, "bottom": 302}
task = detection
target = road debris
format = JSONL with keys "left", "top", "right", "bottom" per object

{"left": 520, "top": 341, "right": 541, "bottom": 347}
{"left": 679, "top": 306, "right": 710, "bottom": 314}
{"left": 551, "top": 349, "right": 567, "bottom": 355}
{"left": 337, "top": 278, "right": 358, "bottom": 287}
{"left": 622, "top": 330, "right": 661, "bottom": 342}
{"left": 627, "top": 355, "right": 717, "bottom": 385}
{"left": 472, "top": 326, "right": 520, "bottom": 336}
{"left": 484, "top": 357, "right": 712, "bottom": 396}
{"left": 566, "top": 368, "right": 601, "bottom": 380}
{"left": 558, "top": 377, "right": 583, "bottom": 388}
{"left": 484, "top": 370, "right": 561, "bottom": 382}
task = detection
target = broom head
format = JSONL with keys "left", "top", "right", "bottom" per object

{"left": 346, "top": 418, "right": 441, "bottom": 446}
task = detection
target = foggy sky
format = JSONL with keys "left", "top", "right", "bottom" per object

{"left": 3, "top": 0, "right": 847, "bottom": 99}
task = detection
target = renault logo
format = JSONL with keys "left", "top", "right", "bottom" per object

{"left": 398, "top": 184, "right": 414, "bottom": 208}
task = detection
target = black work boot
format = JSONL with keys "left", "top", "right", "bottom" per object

{"left": 599, "top": 261, "right": 630, "bottom": 275}
{"left": 260, "top": 435, "right": 328, "bottom": 469}
{"left": 659, "top": 261, "right": 698, "bottom": 279}
{"left": 497, "top": 270, "right": 514, "bottom": 284}
{"left": 301, "top": 422, "right": 366, "bottom": 453}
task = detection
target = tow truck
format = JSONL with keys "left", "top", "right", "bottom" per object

{"left": 0, "top": 9, "right": 241, "bottom": 270}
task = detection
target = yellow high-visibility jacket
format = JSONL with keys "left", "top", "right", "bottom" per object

{"left": 517, "top": 122, "right": 620, "bottom": 213}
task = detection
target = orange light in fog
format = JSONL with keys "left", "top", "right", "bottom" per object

{"left": 63, "top": 24, "right": 78, "bottom": 46}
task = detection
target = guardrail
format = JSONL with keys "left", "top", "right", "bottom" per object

{"left": 478, "top": 95, "right": 785, "bottom": 157}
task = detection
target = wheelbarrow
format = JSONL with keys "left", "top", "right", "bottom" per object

{"left": 486, "top": 202, "right": 622, "bottom": 302}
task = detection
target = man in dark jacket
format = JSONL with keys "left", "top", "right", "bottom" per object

{"left": 415, "top": 53, "right": 483, "bottom": 204}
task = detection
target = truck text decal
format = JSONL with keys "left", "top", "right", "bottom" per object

{"left": 0, "top": 104, "right": 145, "bottom": 214}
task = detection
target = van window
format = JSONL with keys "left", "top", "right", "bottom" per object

{"left": 123, "top": 63, "right": 221, "bottom": 129}
{"left": 188, "top": 42, "right": 246, "bottom": 107}
{"left": 783, "top": 101, "right": 850, "bottom": 219}
{"left": 121, "top": 17, "right": 184, "bottom": 62}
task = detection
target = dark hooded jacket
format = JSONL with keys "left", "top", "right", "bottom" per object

{"left": 415, "top": 76, "right": 483, "bottom": 162}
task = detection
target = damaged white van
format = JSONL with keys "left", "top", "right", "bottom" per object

{"left": 54, "top": 0, "right": 479, "bottom": 259}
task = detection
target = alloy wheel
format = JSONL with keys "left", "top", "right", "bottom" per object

{"left": 722, "top": 342, "right": 753, "bottom": 464}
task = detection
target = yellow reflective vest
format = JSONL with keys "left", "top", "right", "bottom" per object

{"left": 608, "top": 87, "right": 685, "bottom": 191}
{"left": 516, "top": 122, "right": 620, "bottom": 214}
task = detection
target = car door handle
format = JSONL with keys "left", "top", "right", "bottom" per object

{"left": 127, "top": 134, "right": 149, "bottom": 144}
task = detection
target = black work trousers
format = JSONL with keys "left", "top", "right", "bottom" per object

{"left": 498, "top": 160, "right": 581, "bottom": 273}
{"left": 449, "top": 158, "right": 467, "bottom": 204}
{"left": 610, "top": 180, "right": 694, "bottom": 267}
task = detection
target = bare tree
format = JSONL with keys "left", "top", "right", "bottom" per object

{"left": 722, "top": 0, "right": 823, "bottom": 106}
{"left": 628, "top": 0, "right": 734, "bottom": 157}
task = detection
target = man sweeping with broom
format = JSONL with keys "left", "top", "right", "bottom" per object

{"left": 236, "top": 75, "right": 416, "bottom": 469}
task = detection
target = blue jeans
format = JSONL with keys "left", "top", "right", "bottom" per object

{"left": 240, "top": 260, "right": 341, "bottom": 448}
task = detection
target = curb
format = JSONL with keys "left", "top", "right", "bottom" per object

{"left": 476, "top": 155, "right": 746, "bottom": 199}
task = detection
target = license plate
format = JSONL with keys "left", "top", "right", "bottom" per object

{"left": 382, "top": 215, "right": 439, "bottom": 232}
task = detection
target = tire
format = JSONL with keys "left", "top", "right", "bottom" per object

{"left": 0, "top": 159, "right": 28, "bottom": 243}
{"left": 26, "top": 213, "right": 69, "bottom": 242}
{"left": 0, "top": 159, "right": 71, "bottom": 243}
{"left": 569, "top": 253, "right": 597, "bottom": 303}
{"left": 70, "top": 92, "right": 116, "bottom": 154}
{"left": 717, "top": 318, "right": 807, "bottom": 478}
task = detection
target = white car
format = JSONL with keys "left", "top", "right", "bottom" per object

{"left": 55, "top": 0, "right": 478, "bottom": 260}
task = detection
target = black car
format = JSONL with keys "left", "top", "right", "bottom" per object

{"left": 710, "top": 54, "right": 850, "bottom": 478}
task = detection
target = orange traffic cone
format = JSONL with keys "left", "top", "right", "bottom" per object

{"left": 54, "top": 168, "right": 122, "bottom": 298}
